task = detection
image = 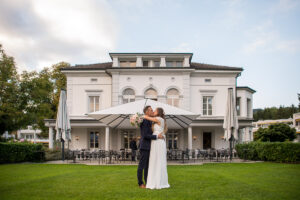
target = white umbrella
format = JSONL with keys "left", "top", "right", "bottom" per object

{"left": 223, "top": 88, "right": 239, "bottom": 141}
{"left": 88, "top": 99, "right": 199, "bottom": 129}
{"left": 223, "top": 88, "right": 239, "bottom": 160}
{"left": 55, "top": 89, "right": 71, "bottom": 141}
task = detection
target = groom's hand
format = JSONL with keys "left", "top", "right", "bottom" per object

{"left": 157, "top": 133, "right": 164, "bottom": 139}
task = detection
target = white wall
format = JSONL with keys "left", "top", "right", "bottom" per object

{"left": 65, "top": 73, "right": 112, "bottom": 116}
{"left": 117, "top": 72, "right": 184, "bottom": 105}
{"left": 237, "top": 89, "right": 254, "bottom": 118}
{"left": 190, "top": 73, "right": 236, "bottom": 116}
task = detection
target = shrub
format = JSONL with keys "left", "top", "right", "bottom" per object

{"left": 0, "top": 142, "right": 45, "bottom": 163}
{"left": 254, "top": 123, "right": 296, "bottom": 142}
{"left": 236, "top": 142, "right": 300, "bottom": 162}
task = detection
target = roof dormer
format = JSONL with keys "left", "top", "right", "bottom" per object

{"left": 109, "top": 53, "right": 193, "bottom": 68}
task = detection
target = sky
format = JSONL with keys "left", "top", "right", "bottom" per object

{"left": 0, "top": 0, "right": 299, "bottom": 109}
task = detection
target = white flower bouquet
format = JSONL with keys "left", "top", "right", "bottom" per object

{"left": 130, "top": 113, "right": 144, "bottom": 128}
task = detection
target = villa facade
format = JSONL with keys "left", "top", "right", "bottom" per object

{"left": 45, "top": 53, "right": 255, "bottom": 151}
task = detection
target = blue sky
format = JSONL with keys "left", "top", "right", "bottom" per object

{"left": 0, "top": 0, "right": 299, "bottom": 109}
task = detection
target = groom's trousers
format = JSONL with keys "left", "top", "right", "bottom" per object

{"left": 137, "top": 149, "right": 150, "bottom": 186}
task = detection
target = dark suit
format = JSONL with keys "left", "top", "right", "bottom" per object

{"left": 130, "top": 140, "right": 137, "bottom": 161}
{"left": 137, "top": 119, "right": 157, "bottom": 186}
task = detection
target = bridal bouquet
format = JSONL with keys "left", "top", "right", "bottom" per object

{"left": 130, "top": 113, "right": 144, "bottom": 128}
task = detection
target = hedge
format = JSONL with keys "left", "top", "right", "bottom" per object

{"left": 0, "top": 142, "right": 45, "bottom": 163}
{"left": 235, "top": 142, "right": 300, "bottom": 163}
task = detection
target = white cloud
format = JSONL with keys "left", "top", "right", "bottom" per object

{"left": 0, "top": 0, "right": 119, "bottom": 72}
{"left": 242, "top": 20, "right": 300, "bottom": 54}
{"left": 170, "top": 43, "right": 192, "bottom": 52}
{"left": 268, "top": 0, "right": 300, "bottom": 13}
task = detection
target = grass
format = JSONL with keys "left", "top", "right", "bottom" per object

{"left": 0, "top": 163, "right": 299, "bottom": 200}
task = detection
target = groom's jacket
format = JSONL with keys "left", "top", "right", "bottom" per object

{"left": 139, "top": 119, "right": 157, "bottom": 150}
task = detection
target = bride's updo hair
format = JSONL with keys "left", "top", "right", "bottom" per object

{"left": 156, "top": 107, "right": 168, "bottom": 133}
{"left": 156, "top": 107, "right": 165, "bottom": 119}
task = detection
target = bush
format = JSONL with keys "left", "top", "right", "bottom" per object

{"left": 0, "top": 142, "right": 45, "bottom": 163}
{"left": 236, "top": 142, "right": 300, "bottom": 162}
{"left": 254, "top": 123, "right": 296, "bottom": 142}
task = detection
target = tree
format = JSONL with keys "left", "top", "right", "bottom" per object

{"left": 19, "top": 68, "right": 55, "bottom": 138}
{"left": 50, "top": 62, "right": 69, "bottom": 115}
{"left": 19, "top": 62, "right": 68, "bottom": 138}
{"left": 253, "top": 105, "right": 300, "bottom": 121}
{"left": 254, "top": 123, "right": 296, "bottom": 142}
{"left": 0, "top": 44, "right": 23, "bottom": 135}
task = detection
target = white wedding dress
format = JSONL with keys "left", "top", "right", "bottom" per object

{"left": 146, "top": 117, "right": 170, "bottom": 189}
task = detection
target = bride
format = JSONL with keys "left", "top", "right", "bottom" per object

{"left": 143, "top": 107, "right": 170, "bottom": 189}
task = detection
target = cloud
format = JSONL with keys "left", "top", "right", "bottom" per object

{"left": 268, "top": 0, "right": 300, "bottom": 13}
{"left": 170, "top": 42, "right": 192, "bottom": 53}
{"left": 0, "top": 0, "right": 119, "bottom": 72}
{"left": 242, "top": 20, "right": 300, "bottom": 54}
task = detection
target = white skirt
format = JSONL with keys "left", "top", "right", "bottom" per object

{"left": 146, "top": 138, "right": 170, "bottom": 189}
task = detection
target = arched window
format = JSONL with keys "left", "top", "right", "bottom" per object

{"left": 167, "top": 88, "right": 179, "bottom": 107}
{"left": 145, "top": 88, "right": 157, "bottom": 101}
{"left": 122, "top": 88, "right": 135, "bottom": 103}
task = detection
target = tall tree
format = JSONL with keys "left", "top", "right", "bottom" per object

{"left": 0, "top": 44, "right": 23, "bottom": 135}
{"left": 19, "top": 68, "right": 55, "bottom": 138}
{"left": 51, "top": 62, "right": 69, "bottom": 114}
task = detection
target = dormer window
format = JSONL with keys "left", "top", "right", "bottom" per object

{"left": 143, "top": 61, "right": 149, "bottom": 67}
{"left": 154, "top": 61, "right": 160, "bottom": 67}
{"left": 120, "top": 61, "right": 136, "bottom": 67}
{"left": 166, "top": 61, "right": 183, "bottom": 67}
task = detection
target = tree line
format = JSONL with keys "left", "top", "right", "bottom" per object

{"left": 0, "top": 44, "right": 68, "bottom": 138}
{"left": 253, "top": 104, "right": 300, "bottom": 122}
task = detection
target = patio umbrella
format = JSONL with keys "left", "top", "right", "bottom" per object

{"left": 223, "top": 88, "right": 239, "bottom": 160}
{"left": 88, "top": 99, "right": 199, "bottom": 129}
{"left": 55, "top": 89, "right": 71, "bottom": 161}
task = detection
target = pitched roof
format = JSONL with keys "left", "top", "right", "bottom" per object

{"left": 237, "top": 86, "right": 256, "bottom": 93}
{"left": 61, "top": 62, "right": 243, "bottom": 71}
{"left": 190, "top": 62, "right": 243, "bottom": 71}
{"left": 61, "top": 62, "right": 112, "bottom": 70}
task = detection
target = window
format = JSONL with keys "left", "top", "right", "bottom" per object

{"left": 145, "top": 88, "right": 157, "bottom": 101}
{"left": 166, "top": 88, "right": 180, "bottom": 107}
{"left": 166, "top": 61, "right": 182, "bottom": 67}
{"left": 91, "top": 78, "right": 97, "bottom": 82}
{"left": 154, "top": 61, "right": 160, "bottom": 67}
{"left": 123, "top": 130, "right": 135, "bottom": 149}
{"left": 166, "top": 61, "right": 173, "bottom": 67}
{"left": 122, "top": 88, "right": 135, "bottom": 103}
{"left": 176, "top": 61, "right": 182, "bottom": 67}
{"left": 129, "top": 61, "right": 136, "bottom": 67}
{"left": 247, "top": 98, "right": 251, "bottom": 117}
{"left": 90, "top": 131, "right": 99, "bottom": 149}
{"left": 166, "top": 130, "right": 178, "bottom": 149}
{"left": 143, "top": 61, "right": 148, "bottom": 67}
{"left": 120, "top": 61, "right": 127, "bottom": 67}
{"left": 236, "top": 97, "right": 241, "bottom": 116}
{"left": 89, "top": 96, "right": 100, "bottom": 113}
{"left": 26, "top": 134, "right": 33, "bottom": 139}
{"left": 205, "top": 79, "right": 211, "bottom": 83}
{"left": 119, "top": 61, "right": 136, "bottom": 67}
{"left": 203, "top": 96, "right": 213, "bottom": 116}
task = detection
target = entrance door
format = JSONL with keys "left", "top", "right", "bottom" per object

{"left": 203, "top": 132, "right": 212, "bottom": 149}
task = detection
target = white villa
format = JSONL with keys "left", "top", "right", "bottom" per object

{"left": 17, "top": 126, "right": 49, "bottom": 144}
{"left": 45, "top": 53, "right": 256, "bottom": 151}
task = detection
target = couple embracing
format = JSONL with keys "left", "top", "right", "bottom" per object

{"left": 137, "top": 105, "right": 170, "bottom": 190}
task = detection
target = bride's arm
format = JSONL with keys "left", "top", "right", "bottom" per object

{"left": 143, "top": 115, "right": 161, "bottom": 125}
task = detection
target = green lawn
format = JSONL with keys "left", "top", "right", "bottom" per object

{"left": 0, "top": 163, "right": 299, "bottom": 200}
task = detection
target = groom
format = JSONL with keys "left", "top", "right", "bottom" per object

{"left": 137, "top": 105, "right": 164, "bottom": 188}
